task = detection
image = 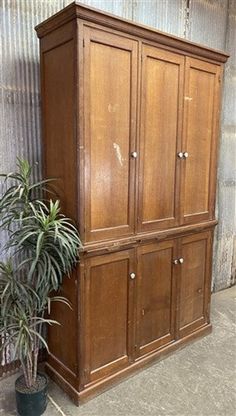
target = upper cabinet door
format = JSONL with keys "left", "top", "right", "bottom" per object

{"left": 83, "top": 27, "right": 138, "bottom": 243}
{"left": 138, "top": 45, "right": 184, "bottom": 233}
{"left": 181, "top": 58, "right": 222, "bottom": 225}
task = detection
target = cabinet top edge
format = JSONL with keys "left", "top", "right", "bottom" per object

{"left": 35, "top": 1, "right": 229, "bottom": 63}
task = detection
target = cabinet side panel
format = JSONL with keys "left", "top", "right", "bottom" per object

{"left": 42, "top": 38, "right": 77, "bottom": 221}
{"left": 41, "top": 33, "right": 78, "bottom": 376}
{"left": 48, "top": 270, "right": 78, "bottom": 378}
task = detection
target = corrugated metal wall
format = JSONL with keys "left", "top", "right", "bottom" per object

{"left": 0, "top": 0, "right": 235, "bottom": 371}
{"left": 212, "top": 0, "right": 236, "bottom": 291}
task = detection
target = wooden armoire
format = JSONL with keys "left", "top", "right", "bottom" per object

{"left": 36, "top": 2, "right": 229, "bottom": 404}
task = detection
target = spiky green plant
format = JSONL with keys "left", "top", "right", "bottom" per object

{"left": 0, "top": 159, "right": 82, "bottom": 388}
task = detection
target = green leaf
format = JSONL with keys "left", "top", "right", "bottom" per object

{"left": 0, "top": 158, "right": 81, "bottom": 366}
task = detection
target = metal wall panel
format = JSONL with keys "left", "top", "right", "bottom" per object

{"left": 0, "top": 0, "right": 235, "bottom": 371}
{"left": 0, "top": 0, "right": 72, "bottom": 373}
{"left": 188, "top": 0, "right": 228, "bottom": 49}
{"left": 0, "top": 0, "right": 70, "bottom": 178}
{"left": 132, "top": 0, "right": 186, "bottom": 36}
{"left": 188, "top": 0, "right": 236, "bottom": 290}
{"left": 81, "top": 0, "right": 133, "bottom": 18}
{"left": 211, "top": 0, "right": 236, "bottom": 290}
{"left": 80, "top": 0, "right": 186, "bottom": 35}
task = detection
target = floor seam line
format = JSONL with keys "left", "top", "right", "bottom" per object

{"left": 48, "top": 393, "right": 67, "bottom": 416}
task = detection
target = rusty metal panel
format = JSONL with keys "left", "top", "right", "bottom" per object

{"left": 188, "top": 0, "right": 228, "bottom": 49}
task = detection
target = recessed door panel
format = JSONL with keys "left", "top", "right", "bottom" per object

{"left": 181, "top": 58, "right": 222, "bottom": 224}
{"left": 178, "top": 231, "right": 212, "bottom": 338}
{"left": 83, "top": 27, "right": 138, "bottom": 242}
{"left": 138, "top": 45, "right": 184, "bottom": 232}
{"left": 84, "top": 249, "right": 135, "bottom": 384}
{"left": 136, "top": 240, "right": 177, "bottom": 357}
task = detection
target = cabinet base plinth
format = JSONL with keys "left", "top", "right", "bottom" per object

{"left": 45, "top": 323, "right": 212, "bottom": 406}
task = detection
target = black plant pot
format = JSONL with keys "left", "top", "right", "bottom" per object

{"left": 15, "top": 372, "right": 48, "bottom": 416}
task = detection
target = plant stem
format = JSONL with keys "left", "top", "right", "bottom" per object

{"left": 33, "top": 317, "right": 42, "bottom": 382}
{"left": 26, "top": 352, "right": 33, "bottom": 387}
{"left": 33, "top": 345, "right": 39, "bottom": 383}
{"left": 21, "top": 359, "right": 30, "bottom": 388}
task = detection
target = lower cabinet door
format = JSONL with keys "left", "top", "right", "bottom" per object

{"left": 136, "top": 240, "right": 177, "bottom": 358}
{"left": 177, "top": 231, "right": 212, "bottom": 338}
{"left": 83, "top": 249, "right": 135, "bottom": 384}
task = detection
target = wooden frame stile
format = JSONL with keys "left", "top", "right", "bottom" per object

{"left": 78, "top": 20, "right": 86, "bottom": 243}
{"left": 77, "top": 257, "right": 86, "bottom": 392}
{"left": 73, "top": 18, "right": 80, "bottom": 395}
{"left": 208, "top": 64, "right": 224, "bottom": 218}
{"left": 135, "top": 39, "right": 142, "bottom": 235}
{"left": 77, "top": 19, "right": 86, "bottom": 394}
{"left": 206, "top": 231, "right": 214, "bottom": 324}
{"left": 174, "top": 235, "right": 182, "bottom": 341}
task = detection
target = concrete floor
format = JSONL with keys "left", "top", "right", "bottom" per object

{"left": 1, "top": 286, "right": 236, "bottom": 416}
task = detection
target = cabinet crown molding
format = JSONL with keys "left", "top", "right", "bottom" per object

{"left": 35, "top": 1, "right": 229, "bottom": 63}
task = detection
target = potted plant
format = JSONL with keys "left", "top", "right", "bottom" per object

{"left": 0, "top": 159, "right": 81, "bottom": 416}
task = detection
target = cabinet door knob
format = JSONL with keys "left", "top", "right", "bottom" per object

{"left": 177, "top": 152, "right": 184, "bottom": 159}
{"left": 131, "top": 151, "right": 138, "bottom": 158}
{"left": 183, "top": 152, "right": 189, "bottom": 158}
{"left": 173, "top": 259, "right": 179, "bottom": 265}
{"left": 130, "top": 272, "right": 136, "bottom": 279}
{"left": 179, "top": 258, "right": 184, "bottom": 264}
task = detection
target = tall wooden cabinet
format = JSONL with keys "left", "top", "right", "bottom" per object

{"left": 36, "top": 2, "right": 228, "bottom": 404}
